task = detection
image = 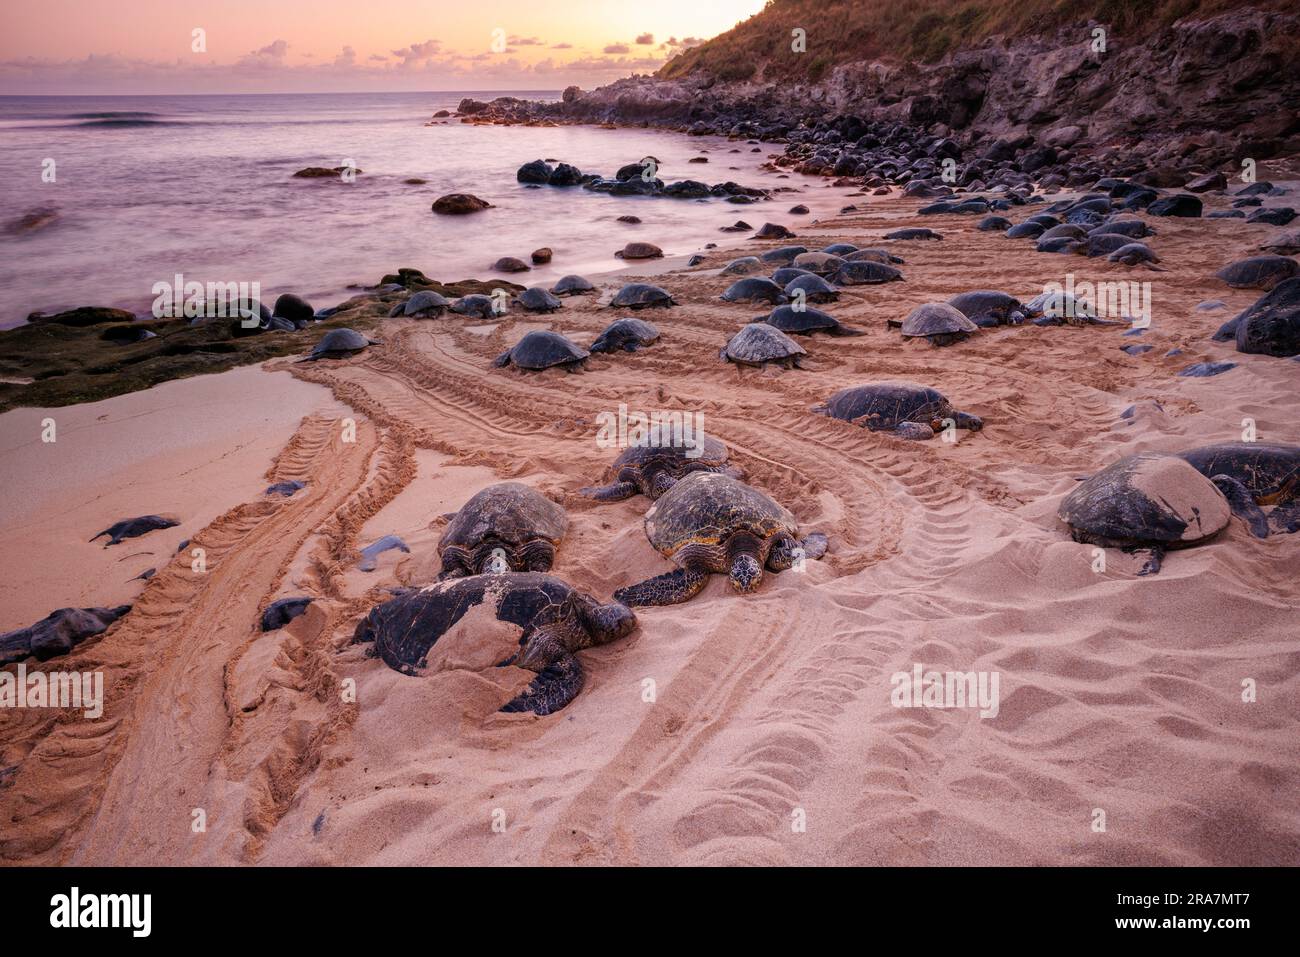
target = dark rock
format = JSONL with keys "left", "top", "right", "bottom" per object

{"left": 432, "top": 193, "right": 492, "bottom": 215}
{"left": 1, "top": 605, "right": 131, "bottom": 665}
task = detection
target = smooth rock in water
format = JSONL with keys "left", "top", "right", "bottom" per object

{"left": 531, "top": 247, "right": 552, "bottom": 264}
{"left": 432, "top": 193, "right": 492, "bottom": 215}
{"left": 517, "top": 160, "right": 553, "bottom": 184}
{"left": 493, "top": 257, "right": 530, "bottom": 273}
{"left": 616, "top": 242, "right": 663, "bottom": 260}
{"left": 755, "top": 223, "right": 795, "bottom": 240}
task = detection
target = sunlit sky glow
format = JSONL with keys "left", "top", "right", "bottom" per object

{"left": 0, "top": 0, "right": 768, "bottom": 94}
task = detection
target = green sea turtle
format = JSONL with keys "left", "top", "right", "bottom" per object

{"left": 812, "top": 382, "right": 983, "bottom": 440}
{"left": 515, "top": 286, "right": 563, "bottom": 313}
{"left": 721, "top": 256, "right": 764, "bottom": 276}
{"left": 783, "top": 274, "right": 840, "bottom": 303}
{"left": 616, "top": 242, "right": 664, "bottom": 260}
{"left": 1058, "top": 452, "right": 1232, "bottom": 575}
{"left": 1215, "top": 256, "right": 1299, "bottom": 291}
{"left": 947, "top": 290, "right": 1025, "bottom": 328}
{"left": 612, "top": 472, "right": 827, "bottom": 606}
{"left": 395, "top": 290, "right": 450, "bottom": 317}
{"left": 1177, "top": 442, "right": 1300, "bottom": 536}
{"left": 493, "top": 330, "right": 589, "bottom": 371}
{"left": 884, "top": 228, "right": 942, "bottom": 241}
{"left": 834, "top": 260, "right": 904, "bottom": 285}
{"left": 721, "top": 324, "right": 807, "bottom": 368}
{"left": 551, "top": 274, "right": 596, "bottom": 296}
{"left": 898, "top": 303, "right": 979, "bottom": 346}
{"left": 1, "top": 605, "right": 132, "bottom": 665}
{"left": 759, "top": 245, "right": 808, "bottom": 265}
{"left": 352, "top": 573, "right": 636, "bottom": 714}
{"left": 438, "top": 482, "right": 568, "bottom": 577}
{"left": 1260, "top": 232, "right": 1300, "bottom": 256}
{"left": 721, "top": 277, "right": 786, "bottom": 304}
{"left": 581, "top": 435, "right": 733, "bottom": 502}
{"left": 303, "top": 328, "right": 378, "bottom": 360}
{"left": 91, "top": 515, "right": 179, "bottom": 546}
{"left": 1108, "top": 243, "right": 1162, "bottom": 267}
{"left": 451, "top": 294, "right": 503, "bottom": 318}
{"left": 791, "top": 252, "right": 844, "bottom": 276}
{"left": 1231, "top": 277, "right": 1300, "bottom": 356}
{"left": 588, "top": 317, "right": 660, "bottom": 353}
{"left": 610, "top": 283, "right": 675, "bottom": 309}
{"left": 754, "top": 304, "right": 864, "bottom": 337}
{"left": 844, "top": 248, "right": 904, "bottom": 264}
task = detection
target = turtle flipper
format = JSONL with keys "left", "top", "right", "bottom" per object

{"left": 1135, "top": 547, "right": 1165, "bottom": 576}
{"left": 830, "top": 324, "right": 867, "bottom": 337}
{"left": 492, "top": 351, "right": 512, "bottom": 368}
{"left": 614, "top": 567, "right": 709, "bottom": 606}
{"left": 580, "top": 480, "right": 637, "bottom": 502}
{"left": 500, "top": 651, "right": 585, "bottom": 715}
{"left": 1268, "top": 500, "right": 1300, "bottom": 535}
{"left": 1211, "top": 474, "right": 1270, "bottom": 538}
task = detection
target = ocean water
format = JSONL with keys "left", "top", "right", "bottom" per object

{"left": 0, "top": 91, "right": 839, "bottom": 328}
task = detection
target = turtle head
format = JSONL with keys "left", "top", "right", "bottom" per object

{"left": 729, "top": 553, "right": 763, "bottom": 593}
{"left": 954, "top": 411, "right": 983, "bottom": 432}
{"left": 579, "top": 600, "right": 637, "bottom": 645}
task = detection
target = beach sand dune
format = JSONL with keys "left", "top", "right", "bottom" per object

{"left": 2, "top": 191, "right": 1298, "bottom": 866}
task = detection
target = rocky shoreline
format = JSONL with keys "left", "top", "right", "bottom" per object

{"left": 457, "top": 7, "right": 1300, "bottom": 189}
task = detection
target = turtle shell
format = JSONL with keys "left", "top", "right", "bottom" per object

{"left": 451, "top": 294, "right": 500, "bottom": 318}
{"left": 844, "top": 248, "right": 904, "bottom": 264}
{"left": 1040, "top": 224, "right": 1088, "bottom": 242}
{"left": 721, "top": 277, "right": 786, "bottom": 304}
{"left": 1233, "top": 276, "right": 1300, "bottom": 356}
{"left": 834, "top": 261, "right": 903, "bottom": 285}
{"left": 1089, "top": 219, "right": 1154, "bottom": 239}
{"left": 1059, "top": 452, "right": 1230, "bottom": 548}
{"left": 1085, "top": 233, "right": 1138, "bottom": 257}
{"left": 757, "top": 304, "right": 840, "bottom": 335}
{"left": 1006, "top": 222, "right": 1046, "bottom": 239}
{"left": 721, "top": 257, "right": 764, "bottom": 276}
{"left": 1260, "top": 232, "right": 1300, "bottom": 256}
{"left": 645, "top": 472, "right": 796, "bottom": 565}
{"left": 815, "top": 381, "right": 954, "bottom": 429}
{"left": 1108, "top": 243, "right": 1160, "bottom": 265}
{"left": 783, "top": 274, "right": 839, "bottom": 303}
{"left": 607, "top": 435, "right": 729, "bottom": 482}
{"left": 822, "top": 243, "right": 858, "bottom": 255}
{"left": 610, "top": 283, "right": 674, "bottom": 309}
{"left": 551, "top": 274, "right": 596, "bottom": 296}
{"left": 791, "top": 252, "right": 844, "bottom": 275}
{"left": 900, "top": 303, "right": 979, "bottom": 339}
{"left": 517, "top": 287, "right": 563, "bottom": 312}
{"left": 947, "top": 291, "right": 1023, "bottom": 327}
{"left": 1215, "top": 256, "right": 1299, "bottom": 290}
{"left": 403, "top": 290, "right": 450, "bottom": 317}
{"left": 500, "top": 330, "right": 588, "bottom": 369}
{"left": 309, "top": 328, "right": 374, "bottom": 358}
{"left": 1177, "top": 443, "right": 1300, "bottom": 504}
{"left": 441, "top": 482, "right": 568, "bottom": 554}
{"left": 352, "top": 572, "right": 583, "bottom": 674}
{"left": 883, "top": 228, "right": 941, "bottom": 241}
{"left": 721, "top": 324, "right": 806, "bottom": 365}
{"left": 589, "top": 317, "right": 659, "bottom": 353}
{"left": 759, "top": 245, "right": 808, "bottom": 265}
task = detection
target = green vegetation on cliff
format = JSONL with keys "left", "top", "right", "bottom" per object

{"left": 660, "top": 0, "right": 1292, "bottom": 78}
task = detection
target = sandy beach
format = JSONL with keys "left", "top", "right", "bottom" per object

{"left": 2, "top": 175, "right": 1297, "bottom": 866}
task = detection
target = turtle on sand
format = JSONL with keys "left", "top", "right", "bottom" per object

{"left": 303, "top": 328, "right": 378, "bottom": 361}
{"left": 493, "top": 330, "right": 589, "bottom": 371}
{"left": 1229, "top": 277, "right": 1300, "bottom": 356}
{"left": 783, "top": 274, "right": 840, "bottom": 303}
{"left": 393, "top": 290, "right": 449, "bottom": 318}
{"left": 358, "top": 535, "right": 411, "bottom": 572}
{"left": 721, "top": 277, "right": 786, "bottom": 304}
{"left": 947, "top": 290, "right": 1025, "bottom": 327}
{"left": 720, "top": 323, "right": 807, "bottom": 368}
{"left": 1177, "top": 442, "right": 1300, "bottom": 536}
{"left": 1260, "top": 232, "right": 1300, "bottom": 256}
{"left": 91, "top": 515, "right": 179, "bottom": 547}
{"left": 754, "top": 304, "right": 864, "bottom": 337}
{"left": 834, "top": 260, "right": 904, "bottom": 285}
{"left": 1108, "top": 243, "right": 1162, "bottom": 267}
{"left": 551, "top": 274, "right": 596, "bottom": 296}
{"left": 610, "top": 283, "right": 675, "bottom": 309}
{"left": 813, "top": 382, "right": 982, "bottom": 440}
{"left": 589, "top": 317, "right": 660, "bottom": 353}
{"left": 1214, "top": 256, "right": 1299, "bottom": 291}
{"left": 515, "top": 286, "right": 563, "bottom": 313}
{"left": 721, "top": 256, "right": 764, "bottom": 276}
{"left": 261, "top": 597, "right": 313, "bottom": 632}
{"left": 1, "top": 605, "right": 132, "bottom": 665}
{"left": 352, "top": 573, "right": 636, "bottom": 715}
{"left": 1058, "top": 452, "right": 1232, "bottom": 575}
{"left": 898, "top": 303, "right": 979, "bottom": 346}
{"left": 581, "top": 435, "right": 734, "bottom": 502}
{"left": 612, "top": 472, "right": 827, "bottom": 606}
{"left": 884, "top": 228, "right": 942, "bottom": 241}
{"left": 437, "top": 482, "right": 568, "bottom": 577}
{"left": 451, "top": 294, "right": 503, "bottom": 319}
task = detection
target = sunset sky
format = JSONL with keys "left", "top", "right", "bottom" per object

{"left": 0, "top": 0, "right": 767, "bottom": 94}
